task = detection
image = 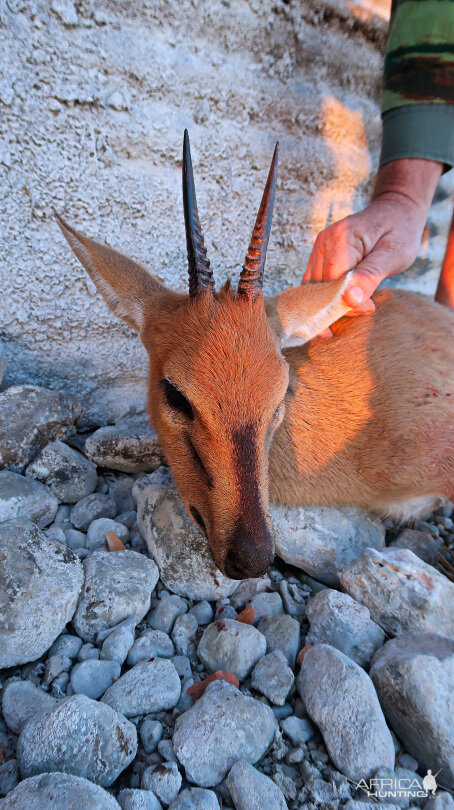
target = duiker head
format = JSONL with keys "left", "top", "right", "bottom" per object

{"left": 57, "top": 132, "right": 352, "bottom": 578}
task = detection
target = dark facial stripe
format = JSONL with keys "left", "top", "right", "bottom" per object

{"left": 231, "top": 423, "right": 269, "bottom": 541}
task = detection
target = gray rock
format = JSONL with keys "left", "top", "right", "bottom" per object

{"left": 271, "top": 503, "right": 385, "bottom": 586}
{"left": 85, "top": 416, "right": 165, "bottom": 473}
{"left": 116, "top": 509, "right": 139, "bottom": 528}
{"left": 278, "top": 580, "right": 307, "bottom": 618}
{"left": 127, "top": 630, "right": 174, "bottom": 665}
{"left": 142, "top": 762, "right": 182, "bottom": 806}
{"left": 49, "top": 634, "right": 83, "bottom": 659}
{"left": 148, "top": 594, "right": 188, "bottom": 635}
{"left": 140, "top": 719, "right": 163, "bottom": 753}
{"left": 109, "top": 477, "right": 136, "bottom": 514}
{"left": 172, "top": 613, "right": 198, "bottom": 656}
{"left": 389, "top": 528, "right": 443, "bottom": 566}
{"left": 157, "top": 739, "right": 177, "bottom": 763}
{"left": 305, "top": 589, "right": 385, "bottom": 667}
{"left": 46, "top": 525, "right": 67, "bottom": 544}
{"left": 101, "top": 658, "right": 181, "bottom": 716}
{"left": 370, "top": 634, "right": 454, "bottom": 789}
{"left": 168, "top": 788, "right": 220, "bottom": 809}
{"left": 0, "top": 521, "right": 83, "bottom": 668}
{"left": 101, "top": 623, "right": 135, "bottom": 664}
{"left": 0, "top": 772, "right": 122, "bottom": 809}
{"left": 197, "top": 619, "right": 267, "bottom": 681}
{"left": 43, "top": 654, "right": 72, "bottom": 687}
{"left": 256, "top": 615, "right": 300, "bottom": 667}
{"left": 188, "top": 600, "right": 213, "bottom": 625}
{"left": 117, "top": 789, "right": 163, "bottom": 810}
{"left": 78, "top": 642, "right": 100, "bottom": 661}
{"left": 297, "top": 644, "right": 395, "bottom": 780}
{"left": 251, "top": 650, "right": 294, "bottom": 705}
{"left": 172, "top": 655, "right": 192, "bottom": 679}
{"left": 64, "top": 528, "right": 86, "bottom": 549}
{"left": 173, "top": 680, "right": 277, "bottom": 787}
{"left": 73, "top": 550, "right": 158, "bottom": 642}
{"left": 86, "top": 517, "right": 130, "bottom": 550}
{"left": 0, "top": 759, "right": 18, "bottom": 798}
{"left": 54, "top": 504, "right": 71, "bottom": 524}
{"left": 0, "top": 343, "right": 6, "bottom": 386}
{"left": 17, "top": 694, "right": 137, "bottom": 787}
{"left": 280, "top": 716, "right": 315, "bottom": 745}
{"left": 0, "top": 385, "right": 83, "bottom": 473}
{"left": 70, "top": 659, "right": 121, "bottom": 699}
{"left": 134, "top": 470, "right": 238, "bottom": 600}
{"left": 250, "top": 591, "right": 284, "bottom": 623}
{"left": 25, "top": 440, "right": 97, "bottom": 503}
{"left": 230, "top": 577, "right": 271, "bottom": 610}
{"left": 226, "top": 761, "right": 288, "bottom": 810}
{"left": 2, "top": 681, "right": 57, "bottom": 735}
{"left": 70, "top": 492, "right": 117, "bottom": 531}
{"left": 0, "top": 471, "right": 58, "bottom": 528}
{"left": 340, "top": 547, "right": 454, "bottom": 639}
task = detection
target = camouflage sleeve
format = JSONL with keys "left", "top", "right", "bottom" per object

{"left": 380, "top": 0, "right": 454, "bottom": 167}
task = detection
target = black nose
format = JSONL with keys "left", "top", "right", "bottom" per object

{"left": 223, "top": 542, "right": 274, "bottom": 580}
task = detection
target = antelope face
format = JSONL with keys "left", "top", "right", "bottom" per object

{"left": 144, "top": 286, "right": 289, "bottom": 578}
{"left": 59, "top": 132, "right": 349, "bottom": 579}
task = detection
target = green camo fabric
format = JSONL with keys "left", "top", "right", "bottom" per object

{"left": 383, "top": 0, "right": 454, "bottom": 111}
{"left": 380, "top": 0, "right": 454, "bottom": 166}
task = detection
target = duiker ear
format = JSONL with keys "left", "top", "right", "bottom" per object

{"left": 56, "top": 214, "right": 174, "bottom": 332}
{"left": 267, "top": 271, "right": 353, "bottom": 347}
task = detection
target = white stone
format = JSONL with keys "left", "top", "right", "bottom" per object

{"left": 197, "top": 619, "right": 267, "bottom": 681}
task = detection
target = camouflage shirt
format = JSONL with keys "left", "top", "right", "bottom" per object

{"left": 380, "top": 0, "right": 454, "bottom": 167}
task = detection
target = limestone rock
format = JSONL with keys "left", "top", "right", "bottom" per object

{"left": 133, "top": 469, "right": 238, "bottom": 600}
{"left": 389, "top": 528, "right": 442, "bottom": 566}
{"left": 297, "top": 644, "right": 395, "bottom": 781}
{"left": 0, "top": 471, "right": 58, "bottom": 527}
{"left": 70, "top": 492, "right": 117, "bottom": 531}
{"left": 2, "top": 680, "right": 57, "bottom": 735}
{"left": 72, "top": 550, "right": 158, "bottom": 642}
{"left": 339, "top": 547, "right": 454, "bottom": 639}
{"left": 17, "top": 694, "right": 137, "bottom": 787}
{"left": 168, "top": 788, "right": 220, "bottom": 809}
{"left": 197, "top": 619, "right": 266, "bottom": 681}
{"left": 85, "top": 416, "right": 165, "bottom": 473}
{"left": 0, "top": 385, "right": 82, "bottom": 473}
{"left": 0, "top": 773, "right": 121, "bottom": 809}
{"left": 25, "top": 439, "right": 97, "bottom": 503}
{"left": 117, "top": 790, "right": 162, "bottom": 810}
{"left": 271, "top": 503, "right": 385, "bottom": 586}
{"left": 173, "top": 680, "right": 277, "bottom": 787}
{"left": 370, "top": 634, "right": 454, "bottom": 789}
{"left": 305, "top": 588, "right": 385, "bottom": 667}
{"left": 101, "top": 659, "right": 181, "bottom": 716}
{"left": 226, "top": 761, "right": 288, "bottom": 810}
{"left": 256, "top": 614, "right": 301, "bottom": 667}
{"left": 0, "top": 343, "right": 6, "bottom": 386}
{"left": 70, "top": 659, "right": 121, "bottom": 699}
{"left": 0, "top": 520, "right": 83, "bottom": 668}
{"left": 251, "top": 650, "right": 295, "bottom": 705}
{"left": 141, "top": 761, "right": 182, "bottom": 806}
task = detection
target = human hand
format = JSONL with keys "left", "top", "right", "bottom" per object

{"left": 304, "top": 158, "right": 443, "bottom": 314}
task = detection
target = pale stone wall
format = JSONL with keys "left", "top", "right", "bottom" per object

{"left": 1, "top": 0, "right": 451, "bottom": 425}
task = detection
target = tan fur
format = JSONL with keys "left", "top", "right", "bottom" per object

{"left": 57, "top": 215, "right": 454, "bottom": 577}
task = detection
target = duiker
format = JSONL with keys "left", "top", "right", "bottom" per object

{"left": 58, "top": 131, "right": 454, "bottom": 579}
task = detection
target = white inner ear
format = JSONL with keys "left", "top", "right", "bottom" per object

{"left": 281, "top": 271, "right": 353, "bottom": 348}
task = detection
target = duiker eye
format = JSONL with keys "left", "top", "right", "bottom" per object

{"left": 161, "top": 379, "right": 194, "bottom": 420}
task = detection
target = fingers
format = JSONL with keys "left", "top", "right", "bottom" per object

{"left": 343, "top": 262, "right": 386, "bottom": 309}
{"left": 304, "top": 216, "right": 369, "bottom": 284}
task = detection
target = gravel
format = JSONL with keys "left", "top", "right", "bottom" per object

{"left": 101, "top": 659, "right": 181, "bottom": 716}
{"left": 86, "top": 517, "right": 130, "bottom": 550}
{"left": 256, "top": 614, "right": 300, "bottom": 667}
{"left": 251, "top": 650, "right": 295, "bottom": 705}
{"left": 118, "top": 789, "right": 163, "bottom": 809}
{"left": 0, "top": 521, "right": 83, "bottom": 668}
{"left": 17, "top": 694, "right": 137, "bottom": 786}
{"left": 168, "top": 788, "right": 220, "bottom": 809}
{"left": 197, "top": 619, "right": 267, "bottom": 681}
{"left": 70, "top": 659, "right": 121, "bottom": 698}
{"left": 148, "top": 594, "right": 188, "bottom": 635}
{"left": 127, "top": 630, "right": 175, "bottom": 665}
{"left": 70, "top": 492, "right": 117, "bottom": 531}
{"left": 141, "top": 761, "right": 182, "bottom": 805}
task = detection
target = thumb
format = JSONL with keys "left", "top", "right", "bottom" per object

{"left": 343, "top": 261, "right": 386, "bottom": 309}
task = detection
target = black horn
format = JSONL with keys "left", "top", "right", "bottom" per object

{"left": 238, "top": 143, "right": 279, "bottom": 300}
{"left": 182, "top": 130, "right": 214, "bottom": 297}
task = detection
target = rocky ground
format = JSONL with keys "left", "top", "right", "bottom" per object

{"left": 1, "top": 370, "right": 454, "bottom": 810}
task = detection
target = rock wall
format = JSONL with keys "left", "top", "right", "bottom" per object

{"left": 1, "top": 0, "right": 452, "bottom": 425}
